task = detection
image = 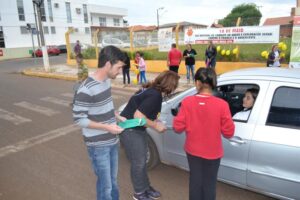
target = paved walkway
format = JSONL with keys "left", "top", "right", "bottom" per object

{"left": 22, "top": 64, "right": 194, "bottom": 91}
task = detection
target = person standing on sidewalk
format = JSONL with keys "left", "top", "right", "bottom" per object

{"left": 72, "top": 46, "right": 126, "bottom": 200}
{"left": 120, "top": 71, "right": 180, "bottom": 200}
{"left": 173, "top": 68, "right": 235, "bottom": 200}
{"left": 138, "top": 52, "right": 147, "bottom": 84}
{"left": 167, "top": 43, "right": 182, "bottom": 73}
{"left": 74, "top": 40, "right": 81, "bottom": 57}
{"left": 205, "top": 41, "right": 217, "bottom": 68}
{"left": 123, "top": 51, "right": 131, "bottom": 87}
{"left": 183, "top": 44, "right": 197, "bottom": 84}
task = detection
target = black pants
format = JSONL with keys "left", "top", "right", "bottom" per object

{"left": 123, "top": 68, "right": 130, "bottom": 84}
{"left": 187, "top": 153, "right": 221, "bottom": 200}
{"left": 169, "top": 65, "right": 179, "bottom": 73}
{"left": 120, "top": 128, "right": 150, "bottom": 193}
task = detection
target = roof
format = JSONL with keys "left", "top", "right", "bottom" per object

{"left": 219, "top": 67, "right": 300, "bottom": 81}
{"left": 129, "top": 25, "right": 157, "bottom": 32}
{"left": 211, "top": 23, "right": 223, "bottom": 28}
{"left": 159, "top": 21, "right": 207, "bottom": 28}
{"left": 263, "top": 16, "right": 293, "bottom": 26}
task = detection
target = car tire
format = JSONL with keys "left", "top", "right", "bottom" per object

{"left": 146, "top": 134, "right": 160, "bottom": 170}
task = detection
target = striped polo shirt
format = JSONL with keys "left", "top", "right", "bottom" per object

{"left": 72, "top": 76, "right": 118, "bottom": 146}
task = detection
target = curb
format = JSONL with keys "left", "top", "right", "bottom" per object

{"left": 22, "top": 69, "right": 77, "bottom": 81}
{"left": 22, "top": 69, "right": 192, "bottom": 91}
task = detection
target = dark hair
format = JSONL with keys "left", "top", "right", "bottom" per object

{"left": 143, "top": 70, "right": 180, "bottom": 96}
{"left": 98, "top": 45, "right": 126, "bottom": 68}
{"left": 246, "top": 88, "right": 259, "bottom": 100}
{"left": 194, "top": 67, "right": 217, "bottom": 89}
{"left": 172, "top": 43, "right": 176, "bottom": 48}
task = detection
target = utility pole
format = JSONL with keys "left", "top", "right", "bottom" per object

{"left": 26, "top": 23, "right": 36, "bottom": 63}
{"left": 32, "top": 0, "right": 50, "bottom": 72}
{"left": 156, "top": 7, "right": 164, "bottom": 30}
{"left": 33, "top": 3, "right": 41, "bottom": 47}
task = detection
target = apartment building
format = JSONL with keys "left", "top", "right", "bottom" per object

{"left": 0, "top": 0, "right": 127, "bottom": 48}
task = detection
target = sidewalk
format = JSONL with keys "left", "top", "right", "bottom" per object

{"left": 22, "top": 64, "right": 193, "bottom": 91}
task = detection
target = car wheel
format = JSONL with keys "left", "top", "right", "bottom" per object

{"left": 146, "top": 134, "right": 160, "bottom": 170}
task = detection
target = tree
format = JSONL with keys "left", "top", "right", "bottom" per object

{"left": 219, "top": 3, "right": 262, "bottom": 27}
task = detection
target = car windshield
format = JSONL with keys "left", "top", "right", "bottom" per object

{"left": 163, "top": 90, "right": 184, "bottom": 102}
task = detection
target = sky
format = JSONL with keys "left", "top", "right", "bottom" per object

{"left": 89, "top": 0, "right": 296, "bottom": 26}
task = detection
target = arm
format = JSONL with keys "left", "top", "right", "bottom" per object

{"left": 183, "top": 50, "right": 188, "bottom": 58}
{"left": 173, "top": 102, "right": 187, "bottom": 133}
{"left": 73, "top": 91, "right": 123, "bottom": 134}
{"left": 221, "top": 103, "right": 235, "bottom": 138}
{"left": 134, "top": 110, "right": 166, "bottom": 133}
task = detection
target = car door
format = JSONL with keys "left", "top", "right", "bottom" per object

{"left": 247, "top": 82, "right": 300, "bottom": 199}
{"left": 162, "top": 88, "right": 196, "bottom": 170}
{"left": 217, "top": 80, "right": 270, "bottom": 187}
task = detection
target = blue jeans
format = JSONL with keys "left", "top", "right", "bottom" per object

{"left": 87, "top": 143, "right": 119, "bottom": 200}
{"left": 186, "top": 65, "right": 195, "bottom": 80}
{"left": 120, "top": 128, "right": 150, "bottom": 193}
{"left": 139, "top": 71, "right": 147, "bottom": 84}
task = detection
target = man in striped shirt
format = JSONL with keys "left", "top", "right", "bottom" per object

{"left": 73, "top": 46, "right": 126, "bottom": 200}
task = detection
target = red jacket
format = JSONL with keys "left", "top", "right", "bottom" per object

{"left": 173, "top": 94, "right": 235, "bottom": 159}
{"left": 168, "top": 48, "right": 182, "bottom": 66}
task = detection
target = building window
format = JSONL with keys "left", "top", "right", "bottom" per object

{"left": 40, "top": 2, "right": 46, "bottom": 22}
{"left": 47, "top": 0, "right": 53, "bottom": 22}
{"left": 20, "top": 26, "right": 28, "bottom": 34}
{"left": 50, "top": 26, "right": 56, "bottom": 34}
{"left": 17, "top": 0, "right": 25, "bottom": 21}
{"left": 66, "top": 2, "right": 72, "bottom": 23}
{"left": 43, "top": 26, "right": 49, "bottom": 34}
{"left": 113, "top": 18, "right": 120, "bottom": 26}
{"left": 85, "top": 27, "right": 90, "bottom": 34}
{"left": 99, "top": 17, "right": 106, "bottom": 26}
{"left": 0, "top": 26, "right": 5, "bottom": 48}
{"left": 83, "top": 4, "right": 88, "bottom": 23}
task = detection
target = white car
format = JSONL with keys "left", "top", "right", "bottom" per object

{"left": 98, "top": 38, "right": 130, "bottom": 49}
{"left": 119, "top": 67, "right": 300, "bottom": 200}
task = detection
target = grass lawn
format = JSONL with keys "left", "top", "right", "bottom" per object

{"left": 134, "top": 38, "right": 291, "bottom": 63}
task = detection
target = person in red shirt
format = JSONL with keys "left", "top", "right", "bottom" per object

{"left": 173, "top": 67, "right": 235, "bottom": 200}
{"left": 167, "top": 43, "right": 182, "bottom": 73}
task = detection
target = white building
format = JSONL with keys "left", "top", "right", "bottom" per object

{"left": 0, "top": 0, "right": 128, "bottom": 49}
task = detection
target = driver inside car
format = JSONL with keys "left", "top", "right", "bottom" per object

{"left": 232, "top": 88, "right": 259, "bottom": 121}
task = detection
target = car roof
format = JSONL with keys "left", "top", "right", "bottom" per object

{"left": 219, "top": 67, "right": 300, "bottom": 80}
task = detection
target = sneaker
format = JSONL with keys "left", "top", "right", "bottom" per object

{"left": 133, "top": 192, "right": 152, "bottom": 200}
{"left": 146, "top": 186, "right": 161, "bottom": 199}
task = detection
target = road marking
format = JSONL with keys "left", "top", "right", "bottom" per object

{"left": 61, "top": 93, "right": 74, "bottom": 98}
{"left": 0, "top": 108, "right": 32, "bottom": 125}
{"left": 40, "top": 97, "right": 70, "bottom": 107}
{"left": 14, "top": 101, "right": 60, "bottom": 116}
{"left": 0, "top": 124, "right": 80, "bottom": 158}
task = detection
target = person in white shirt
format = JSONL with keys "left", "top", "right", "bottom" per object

{"left": 233, "top": 88, "right": 259, "bottom": 121}
{"left": 267, "top": 45, "right": 281, "bottom": 67}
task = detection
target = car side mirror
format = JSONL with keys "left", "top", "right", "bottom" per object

{"left": 171, "top": 102, "right": 181, "bottom": 116}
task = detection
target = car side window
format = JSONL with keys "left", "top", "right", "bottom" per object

{"left": 217, "top": 84, "right": 259, "bottom": 122}
{"left": 266, "top": 87, "right": 300, "bottom": 129}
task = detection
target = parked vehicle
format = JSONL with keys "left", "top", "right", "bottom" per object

{"left": 98, "top": 37, "right": 130, "bottom": 49}
{"left": 32, "top": 46, "right": 60, "bottom": 57}
{"left": 119, "top": 67, "right": 300, "bottom": 200}
{"left": 57, "top": 44, "right": 67, "bottom": 53}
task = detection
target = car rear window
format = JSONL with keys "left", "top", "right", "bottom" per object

{"left": 267, "top": 87, "right": 300, "bottom": 129}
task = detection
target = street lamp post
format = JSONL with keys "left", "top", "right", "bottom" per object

{"left": 156, "top": 7, "right": 164, "bottom": 29}
{"left": 32, "top": 0, "right": 50, "bottom": 72}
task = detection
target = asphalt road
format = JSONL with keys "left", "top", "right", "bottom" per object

{"left": 0, "top": 56, "right": 273, "bottom": 200}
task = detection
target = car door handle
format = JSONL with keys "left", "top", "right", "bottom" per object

{"left": 229, "top": 137, "right": 246, "bottom": 144}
